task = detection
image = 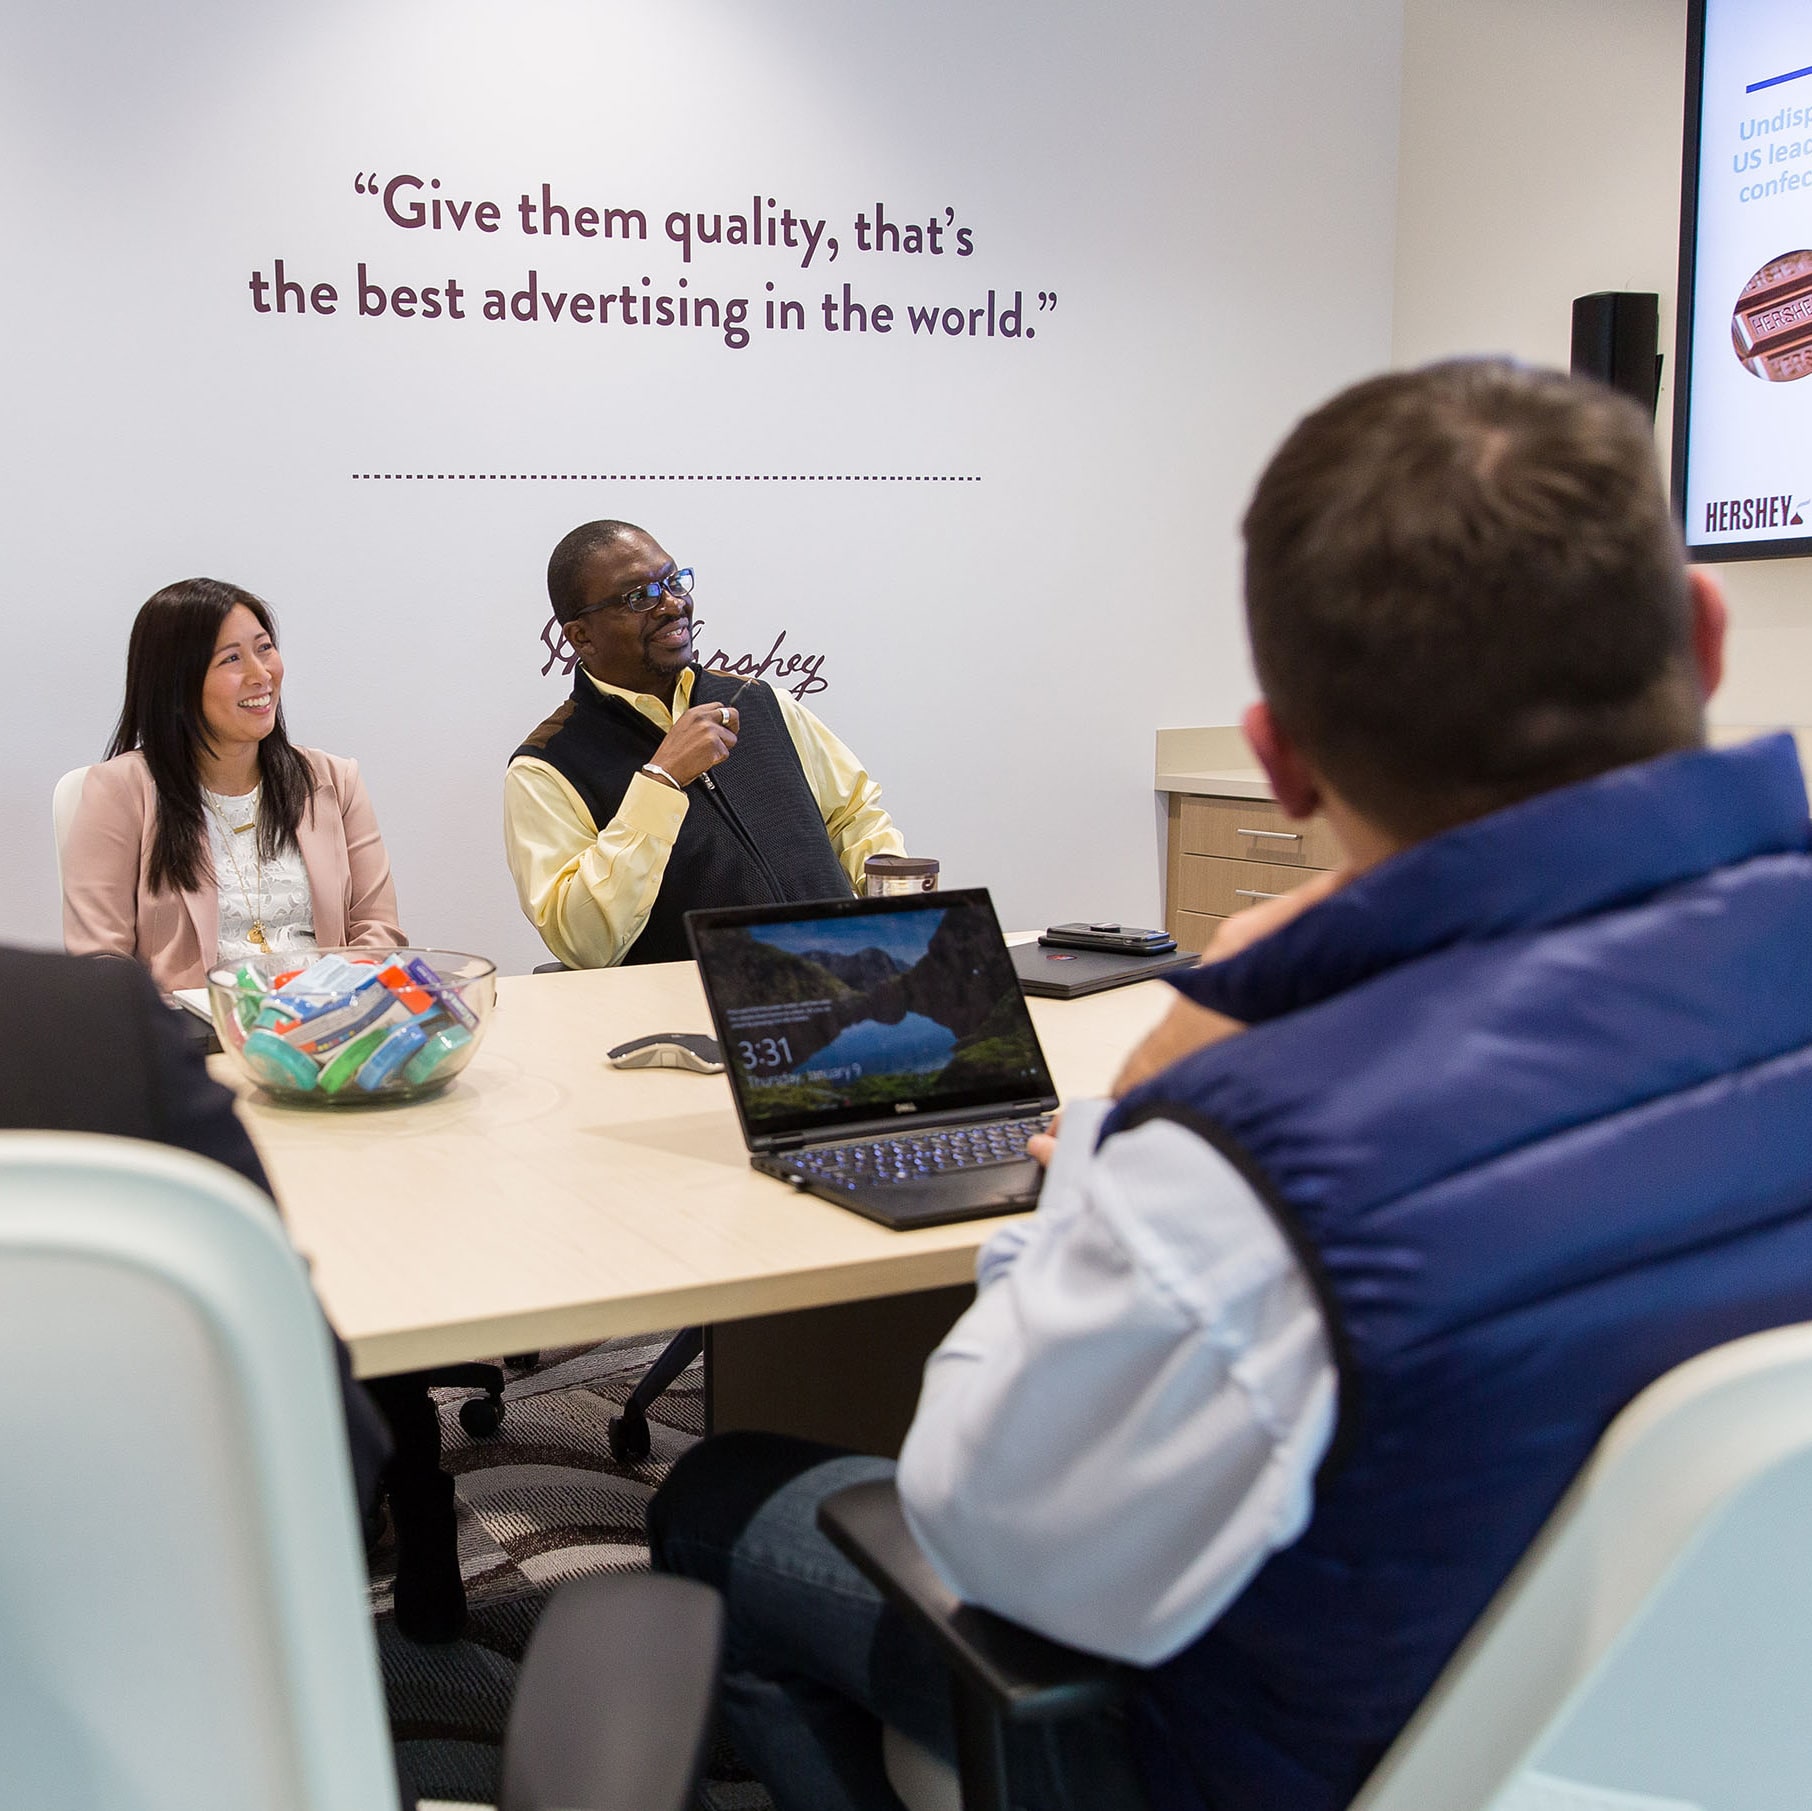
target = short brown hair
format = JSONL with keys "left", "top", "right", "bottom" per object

{"left": 1242, "top": 361, "right": 1700, "bottom": 840}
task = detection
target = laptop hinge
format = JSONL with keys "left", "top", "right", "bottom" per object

{"left": 757, "top": 1100, "right": 1055, "bottom": 1153}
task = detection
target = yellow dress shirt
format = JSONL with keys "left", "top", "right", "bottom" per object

{"left": 504, "top": 666, "right": 905, "bottom": 968}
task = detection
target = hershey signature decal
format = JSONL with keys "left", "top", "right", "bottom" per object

{"left": 538, "top": 615, "right": 828, "bottom": 698}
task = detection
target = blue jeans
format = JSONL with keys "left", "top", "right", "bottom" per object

{"left": 647, "top": 1431, "right": 1150, "bottom": 1811}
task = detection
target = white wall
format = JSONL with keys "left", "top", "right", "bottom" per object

{"left": 0, "top": 0, "right": 1403, "bottom": 970}
{"left": 1394, "top": 0, "right": 1812, "bottom": 731}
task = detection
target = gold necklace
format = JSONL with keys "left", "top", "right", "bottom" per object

{"left": 206, "top": 785, "right": 267, "bottom": 950}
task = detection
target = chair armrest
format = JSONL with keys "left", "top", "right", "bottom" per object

{"left": 499, "top": 1572, "right": 723, "bottom": 1811}
{"left": 818, "top": 1479, "right": 1125, "bottom": 1725}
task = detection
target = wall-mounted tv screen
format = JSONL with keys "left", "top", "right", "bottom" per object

{"left": 1674, "top": 0, "right": 1812, "bottom": 560}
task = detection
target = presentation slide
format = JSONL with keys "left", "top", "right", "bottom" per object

{"left": 1682, "top": 0, "right": 1812, "bottom": 557}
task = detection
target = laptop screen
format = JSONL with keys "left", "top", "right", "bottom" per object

{"left": 687, "top": 889, "right": 1057, "bottom": 1145}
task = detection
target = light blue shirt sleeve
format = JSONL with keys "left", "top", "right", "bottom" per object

{"left": 896, "top": 1101, "right": 1337, "bottom": 1666}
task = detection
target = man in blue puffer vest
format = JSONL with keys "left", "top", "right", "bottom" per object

{"left": 648, "top": 361, "right": 1812, "bottom": 1811}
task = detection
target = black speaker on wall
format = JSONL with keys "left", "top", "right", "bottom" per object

{"left": 1570, "top": 291, "right": 1663, "bottom": 419}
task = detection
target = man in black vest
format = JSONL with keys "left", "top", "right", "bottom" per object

{"left": 505, "top": 519, "right": 904, "bottom": 966}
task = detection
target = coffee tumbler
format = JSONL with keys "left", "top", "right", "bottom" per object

{"left": 864, "top": 855, "right": 940, "bottom": 896}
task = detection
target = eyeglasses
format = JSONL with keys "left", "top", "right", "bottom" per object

{"left": 572, "top": 567, "right": 695, "bottom": 620}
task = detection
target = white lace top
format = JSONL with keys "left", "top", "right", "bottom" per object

{"left": 202, "top": 786, "right": 317, "bottom": 963}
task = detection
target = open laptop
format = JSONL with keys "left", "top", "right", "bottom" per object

{"left": 687, "top": 888, "right": 1056, "bottom": 1229}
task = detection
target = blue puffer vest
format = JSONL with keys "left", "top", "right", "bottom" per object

{"left": 1101, "top": 736, "right": 1812, "bottom": 1811}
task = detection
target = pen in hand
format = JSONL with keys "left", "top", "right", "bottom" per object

{"left": 649, "top": 675, "right": 758, "bottom": 790}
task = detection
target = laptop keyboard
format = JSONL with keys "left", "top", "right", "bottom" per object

{"left": 772, "top": 1115, "right": 1053, "bottom": 1191}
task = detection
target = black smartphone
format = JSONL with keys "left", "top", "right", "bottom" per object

{"left": 1039, "top": 921, "right": 1178, "bottom": 955}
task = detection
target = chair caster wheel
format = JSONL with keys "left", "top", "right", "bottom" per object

{"left": 459, "top": 1395, "right": 504, "bottom": 1437}
{"left": 608, "top": 1410, "right": 651, "bottom": 1463}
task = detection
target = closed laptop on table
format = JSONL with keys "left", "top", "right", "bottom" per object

{"left": 1012, "top": 940, "right": 1199, "bottom": 998}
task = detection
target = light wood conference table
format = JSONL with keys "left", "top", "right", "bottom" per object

{"left": 218, "top": 958, "right": 1176, "bottom": 1385}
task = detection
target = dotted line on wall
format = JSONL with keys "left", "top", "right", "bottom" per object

{"left": 350, "top": 472, "right": 983, "bottom": 483}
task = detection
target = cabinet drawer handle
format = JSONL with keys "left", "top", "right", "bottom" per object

{"left": 1234, "top": 888, "right": 1286, "bottom": 901}
{"left": 1236, "top": 827, "right": 1301, "bottom": 841}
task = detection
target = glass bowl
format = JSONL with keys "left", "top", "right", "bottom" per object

{"left": 207, "top": 948, "right": 496, "bottom": 1106}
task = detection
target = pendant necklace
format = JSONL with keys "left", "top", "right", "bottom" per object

{"left": 207, "top": 785, "right": 267, "bottom": 950}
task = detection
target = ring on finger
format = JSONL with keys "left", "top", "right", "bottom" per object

{"left": 718, "top": 705, "right": 731, "bottom": 727}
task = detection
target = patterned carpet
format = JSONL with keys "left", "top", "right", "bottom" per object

{"left": 365, "top": 1335, "right": 771, "bottom": 1809}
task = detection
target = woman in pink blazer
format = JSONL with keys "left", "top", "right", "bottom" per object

{"left": 63, "top": 578, "right": 406, "bottom": 991}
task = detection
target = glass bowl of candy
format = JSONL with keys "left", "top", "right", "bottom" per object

{"left": 206, "top": 949, "right": 496, "bottom": 1105}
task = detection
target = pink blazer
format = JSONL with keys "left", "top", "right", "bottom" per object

{"left": 62, "top": 747, "right": 407, "bottom": 991}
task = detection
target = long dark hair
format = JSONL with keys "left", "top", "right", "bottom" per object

{"left": 105, "top": 578, "right": 316, "bottom": 894}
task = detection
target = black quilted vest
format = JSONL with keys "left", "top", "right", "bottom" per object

{"left": 512, "top": 666, "right": 852, "bottom": 964}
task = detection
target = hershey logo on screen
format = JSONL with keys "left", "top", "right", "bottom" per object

{"left": 1704, "top": 492, "right": 1806, "bottom": 534}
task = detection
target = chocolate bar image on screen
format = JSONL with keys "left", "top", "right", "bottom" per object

{"left": 1732, "top": 249, "right": 1812, "bottom": 382}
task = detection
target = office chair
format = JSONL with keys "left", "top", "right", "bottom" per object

{"left": 0, "top": 1131, "right": 722, "bottom": 1811}
{"left": 51, "top": 764, "right": 90, "bottom": 890}
{"left": 820, "top": 1318, "right": 1812, "bottom": 1811}
{"left": 51, "top": 765, "right": 519, "bottom": 1635}
{"left": 607, "top": 1324, "right": 704, "bottom": 1461}
{"left": 818, "top": 1482, "right": 1125, "bottom": 1811}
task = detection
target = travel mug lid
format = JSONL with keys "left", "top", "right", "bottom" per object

{"left": 864, "top": 855, "right": 940, "bottom": 876}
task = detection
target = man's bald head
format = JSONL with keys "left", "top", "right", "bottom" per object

{"left": 547, "top": 520, "right": 645, "bottom": 624}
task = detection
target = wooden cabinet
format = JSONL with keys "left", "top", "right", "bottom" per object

{"left": 1173, "top": 794, "right": 1344, "bottom": 868}
{"left": 1159, "top": 724, "right": 1812, "bottom": 956}
{"left": 1162, "top": 778, "right": 1340, "bottom": 954}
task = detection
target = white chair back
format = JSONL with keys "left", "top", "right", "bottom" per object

{"left": 1354, "top": 1320, "right": 1812, "bottom": 1811}
{"left": 880, "top": 1725, "right": 963, "bottom": 1811}
{"left": 51, "top": 765, "right": 91, "bottom": 896}
{"left": 885, "top": 1726, "right": 963, "bottom": 1811}
{"left": 0, "top": 1133, "right": 399, "bottom": 1811}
